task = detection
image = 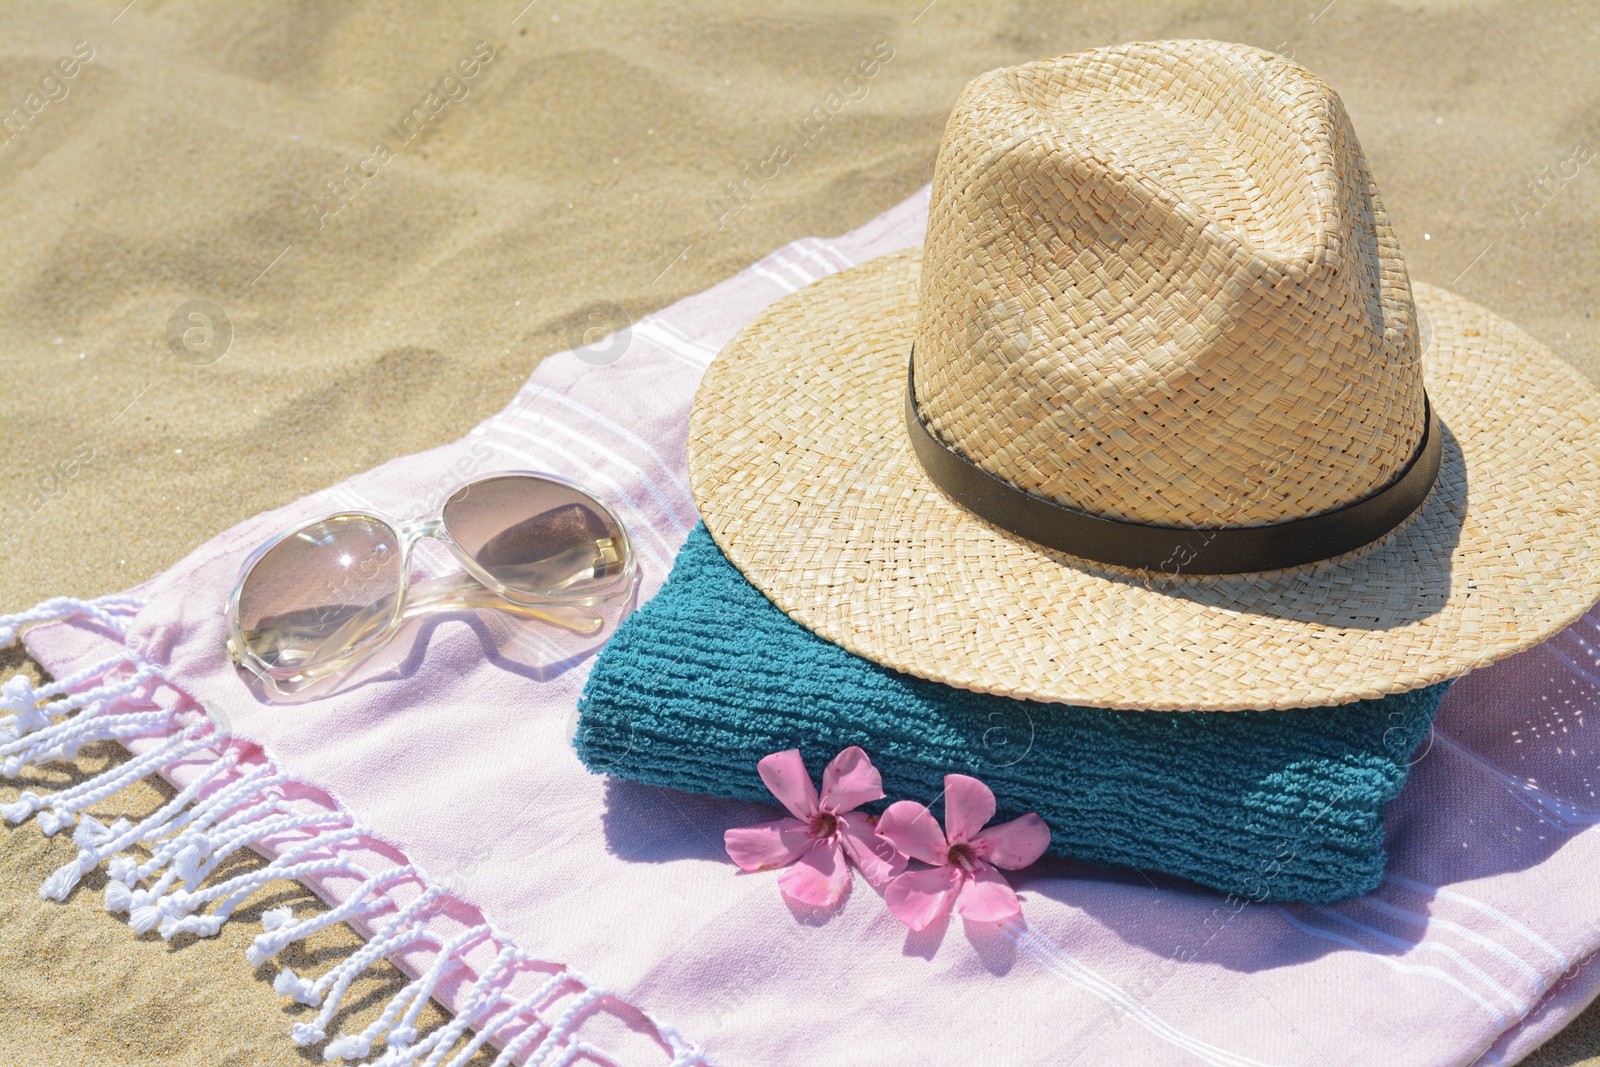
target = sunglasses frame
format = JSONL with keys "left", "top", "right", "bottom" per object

{"left": 225, "top": 470, "right": 637, "bottom": 697}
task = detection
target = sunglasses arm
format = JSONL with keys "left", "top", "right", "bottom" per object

{"left": 401, "top": 572, "right": 606, "bottom": 635}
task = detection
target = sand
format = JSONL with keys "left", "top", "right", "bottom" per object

{"left": 1, "top": 0, "right": 1597, "bottom": 1063}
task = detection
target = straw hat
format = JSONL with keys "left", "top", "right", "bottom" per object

{"left": 688, "top": 40, "right": 1600, "bottom": 712}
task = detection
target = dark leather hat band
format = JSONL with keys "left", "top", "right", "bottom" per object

{"left": 903, "top": 352, "right": 1442, "bottom": 575}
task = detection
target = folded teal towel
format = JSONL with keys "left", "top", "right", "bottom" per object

{"left": 574, "top": 523, "right": 1442, "bottom": 903}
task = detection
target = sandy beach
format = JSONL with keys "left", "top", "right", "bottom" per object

{"left": 1, "top": 1, "right": 1597, "bottom": 1062}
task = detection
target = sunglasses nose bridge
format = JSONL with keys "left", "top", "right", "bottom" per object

{"left": 397, "top": 518, "right": 481, "bottom": 582}
{"left": 394, "top": 516, "right": 449, "bottom": 546}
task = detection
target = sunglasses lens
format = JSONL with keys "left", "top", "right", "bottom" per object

{"left": 443, "top": 475, "right": 629, "bottom": 597}
{"left": 236, "top": 515, "right": 403, "bottom": 674}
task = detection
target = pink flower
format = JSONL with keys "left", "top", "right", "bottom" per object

{"left": 724, "top": 747, "right": 907, "bottom": 908}
{"left": 875, "top": 774, "right": 1050, "bottom": 931}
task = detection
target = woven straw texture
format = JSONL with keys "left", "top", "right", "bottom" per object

{"left": 574, "top": 522, "right": 1445, "bottom": 903}
{"left": 688, "top": 40, "right": 1600, "bottom": 712}
{"left": 914, "top": 41, "right": 1424, "bottom": 527}
{"left": 689, "top": 254, "right": 1600, "bottom": 710}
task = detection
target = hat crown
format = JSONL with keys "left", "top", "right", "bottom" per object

{"left": 912, "top": 39, "right": 1426, "bottom": 529}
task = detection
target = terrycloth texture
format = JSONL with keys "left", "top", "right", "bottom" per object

{"left": 12, "top": 189, "right": 1600, "bottom": 1066}
{"left": 575, "top": 524, "right": 1443, "bottom": 904}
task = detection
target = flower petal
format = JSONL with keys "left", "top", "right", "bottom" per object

{"left": 837, "top": 811, "right": 906, "bottom": 887}
{"left": 724, "top": 818, "right": 811, "bottom": 872}
{"left": 884, "top": 866, "right": 962, "bottom": 931}
{"left": 820, "top": 746, "right": 885, "bottom": 813}
{"left": 757, "top": 749, "right": 819, "bottom": 820}
{"left": 777, "top": 838, "right": 852, "bottom": 909}
{"left": 942, "top": 774, "right": 997, "bottom": 844}
{"left": 973, "top": 812, "right": 1051, "bottom": 869}
{"left": 875, "top": 800, "right": 947, "bottom": 866}
{"left": 954, "top": 861, "right": 1021, "bottom": 924}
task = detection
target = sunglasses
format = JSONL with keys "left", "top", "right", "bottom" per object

{"left": 225, "top": 472, "right": 635, "bottom": 697}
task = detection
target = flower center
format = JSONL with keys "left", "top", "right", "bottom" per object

{"left": 809, "top": 811, "right": 839, "bottom": 840}
{"left": 946, "top": 841, "right": 978, "bottom": 872}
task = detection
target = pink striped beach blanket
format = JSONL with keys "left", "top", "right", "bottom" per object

{"left": 5, "top": 187, "right": 1600, "bottom": 1066}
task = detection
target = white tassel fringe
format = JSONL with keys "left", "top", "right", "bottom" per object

{"left": 0, "top": 594, "right": 708, "bottom": 1065}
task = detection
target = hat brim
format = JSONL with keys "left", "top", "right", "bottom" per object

{"left": 688, "top": 248, "right": 1600, "bottom": 711}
